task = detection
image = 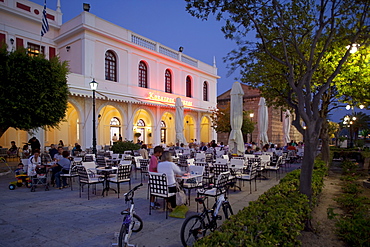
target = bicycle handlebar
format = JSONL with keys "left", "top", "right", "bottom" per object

{"left": 124, "top": 183, "right": 143, "bottom": 201}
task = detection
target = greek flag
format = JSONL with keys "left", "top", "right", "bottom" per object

{"left": 41, "top": 0, "right": 49, "bottom": 36}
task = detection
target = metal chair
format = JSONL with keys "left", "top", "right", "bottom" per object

{"left": 139, "top": 159, "right": 149, "bottom": 182}
{"left": 109, "top": 164, "right": 132, "bottom": 198}
{"left": 76, "top": 166, "right": 104, "bottom": 200}
{"left": 148, "top": 172, "right": 176, "bottom": 219}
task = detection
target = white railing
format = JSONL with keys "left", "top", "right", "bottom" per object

{"left": 159, "top": 46, "right": 179, "bottom": 59}
{"left": 131, "top": 35, "right": 156, "bottom": 51}
{"left": 181, "top": 55, "right": 198, "bottom": 67}
{"left": 130, "top": 33, "right": 200, "bottom": 68}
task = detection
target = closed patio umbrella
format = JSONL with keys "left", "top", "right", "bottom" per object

{"left": 258, "top": 97, "right": 269, "bottom": 146}
{"left": 283, "top": 110, "right": 291, "bottom": 145}
{"left": 228, "top": 82, "right": 245, "bottom": 155}
{"left": 175, "top": 97, "right": 187, "bottom": 145}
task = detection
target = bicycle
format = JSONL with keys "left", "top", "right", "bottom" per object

{"left": 180, "top": 186, "right": 233, "bottom": 247}
{"left": 118, "top": 183, "right": 144, "bottom": 247}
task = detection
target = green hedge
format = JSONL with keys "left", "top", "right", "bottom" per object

{"left": 194, "top": 159, "right": 327, "bottom": 247}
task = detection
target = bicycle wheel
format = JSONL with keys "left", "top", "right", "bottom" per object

{"left": 180, "top": 215, "right": 206, "bottom": 247}
{"left": 131, "top": 214, "right": 143, "bottom": 232}
{"left": 223, "top": 202, "right": 234, "bottom": 219}
{"left": 118, "top": 223, "right": 128, "bottom": 247}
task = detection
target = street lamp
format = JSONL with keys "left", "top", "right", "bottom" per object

{"left": 343, "top": 115, "right": 356, "bottom": 148}
{"left": 249, "top": 112, "right": 254, "bottom": 143}
{"left": 90, "top": 79, "right": 98, "bottom": 155}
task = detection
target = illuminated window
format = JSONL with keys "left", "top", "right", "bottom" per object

{"left": 165, "top": 69, "right": 172, "bottom": 93}
{"left": 186, "top": 76, "right": 192, "bottom": 98}
{"left": 110, "top": 117, "right": 120, "bottom": 125}
{"left": 105, "top": 50, "right": 117, "bottom": 82}
{"left": 203, "top": 81, "right": 208, "bottom": 101}
{"left": 138, "top": 61, "right": 148, "bottom": 88}
{"left": 137, "top": 119, "right": 145, "bottom": 127}
{"left": 27, "top": 42, "right": 44, "bottom": 57}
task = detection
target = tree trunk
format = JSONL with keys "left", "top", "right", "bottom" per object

{"left": 320, "top": 120, "right": 330, "bottom": 166}
{"left": 299, "top": 128, "right": 320, "bottom": 200}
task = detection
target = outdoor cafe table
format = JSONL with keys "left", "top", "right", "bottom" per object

{"left": 96, "top": 166, "right": 118, "bottom": 196}
{"left": 178, "top": 173, "right": 203, "bottom": 205}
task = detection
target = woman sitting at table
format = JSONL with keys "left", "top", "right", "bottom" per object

{"left": 157, "top": 151, "right": 184, "bottom": 210}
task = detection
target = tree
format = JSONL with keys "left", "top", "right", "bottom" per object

{"left": 0, "top": 47, "right": 69, "bottom": 138}
{"left": 185, "top": 0, "right": 370, "bottom": 205}
{"left": 210, "top": 103, "right": 254, "bottom": 142}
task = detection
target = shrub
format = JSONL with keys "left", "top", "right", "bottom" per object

{"left": 110, "top": 140, "right": 140, "bottom": 154}
{"left": 333, "top": 159, "right": 370, "bottom": 246}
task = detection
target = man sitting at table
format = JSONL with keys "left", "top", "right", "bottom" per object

{"left": 157, "top": 151, "right": 184, "bottom": 210}
{"left": 54, "top": 151, "right": 71, "bottom": 189}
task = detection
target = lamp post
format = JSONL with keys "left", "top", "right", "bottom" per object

{"left": 90, "top": 79, "right": 98, "bottom": 155}
{"left": 343, "top": 115, "right": 356, "bottom": 148}
{"left": 249, "top": 112, "right": 254, "bottom": 143}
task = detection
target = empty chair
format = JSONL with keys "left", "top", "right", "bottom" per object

{"left": 84, "top": 154, "right": 95, "bottom": 162}
{"left": 260, "top": 154, "right": 271, "bottom": 168}
{"left": 195, "top": 153, "right": 206, "bottom": 162}
{"left": 222, "top": 155, "right": 229, "bottom": 160}
{"left": 215, "top": 150, "right": 225, "bottom": 158}
{"left": 148, "top": 172, "right": 176, "bottom": 219}
{"left": 186, "top": 158, "right": 195, "bottom": 166}
{"left": 109, "top": 164, "right": 132, "bottom": 198}
{"left": 197, "top": 171, "right": 230, "bottom": 208}
{"left": 194, "top": 162, "right": 213, "bottom": 185}
{"left": 76, "top": 166, "right": 104, "bottom": 200}
{"left": 111, "top": 153, "right": 119, "bottom": 160}
{"left": 139, "top": 159, "right": 150, "bottom": 182}
{"left": 215, "top": 158, "right": 228, "bottom": 164}
{"left": 237, "top": 163, "right": 258, "bottom": 194}
{"left": 82, "top": 161, "right": 98, "bottom": 176}
{"left": 265, "top": 156, "right": 282, "bottom": 180}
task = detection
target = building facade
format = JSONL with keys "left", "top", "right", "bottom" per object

{"left": 217, "top": 84, "right": 302, "bottom": 146}
{"left": 0, "top": 0, "right": 218, "bottom": 150}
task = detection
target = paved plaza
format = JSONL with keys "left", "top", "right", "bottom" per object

{"left": 0, "top": 162, "right": 300, "bottom": 247}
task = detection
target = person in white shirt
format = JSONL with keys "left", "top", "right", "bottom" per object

{"left": 157, "top": 151, "right": 184, "bottom": 209}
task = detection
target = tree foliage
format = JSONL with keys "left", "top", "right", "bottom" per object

{"left": 210, "top": 103, "right": 255, "bottom": 138}
{"left": 0, "top": 46, "right": 69, "bottom": 138}
{"left": 185, "top": 0, "right": 370, "bottom": 201}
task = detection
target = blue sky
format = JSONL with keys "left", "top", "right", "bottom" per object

{"left": 29, "top": 0, "right": 369, "bottom": 122}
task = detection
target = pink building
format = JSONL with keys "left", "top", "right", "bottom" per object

{"left": 0, "top": 0, "right": 219, "bottom": 150}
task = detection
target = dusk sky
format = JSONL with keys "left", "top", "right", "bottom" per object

{"left": 29, "top": 0, "right": 369, "bottom": 122}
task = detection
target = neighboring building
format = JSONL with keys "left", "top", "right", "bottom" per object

{"left": 217, "top": 84, "right": 302, "bottom": 146}
{"left": 0, "top": 0, "right": 218, "bottom": 150}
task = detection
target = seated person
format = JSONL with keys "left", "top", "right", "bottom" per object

{"left": 14, "top": 163, "right": 29, "bottom": 183}
{"left": 22, "top": 144, "right": 30, "bottom": 159}
{"left": 7, "top": 141, "right": 18, "bottom": 156}
{"left": 157, "top": 151, "right": 184, "bottom": 210}
{"left": 139, "top": 144, "right": 149, "bottom": 159}
{"left": 245, "top": 146, "right": 253, "bottom": 154}
{"left": 254, "top": 147, "right": 262, "bottom": 155}
{"left": 54, "top": 151, "right": 71, "bottom": 189}
{"left": 28, "top": 150, "right": 46, "bottom": 176}
{"left": 71, "top": 143, "right": 82, "bottom": 156}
